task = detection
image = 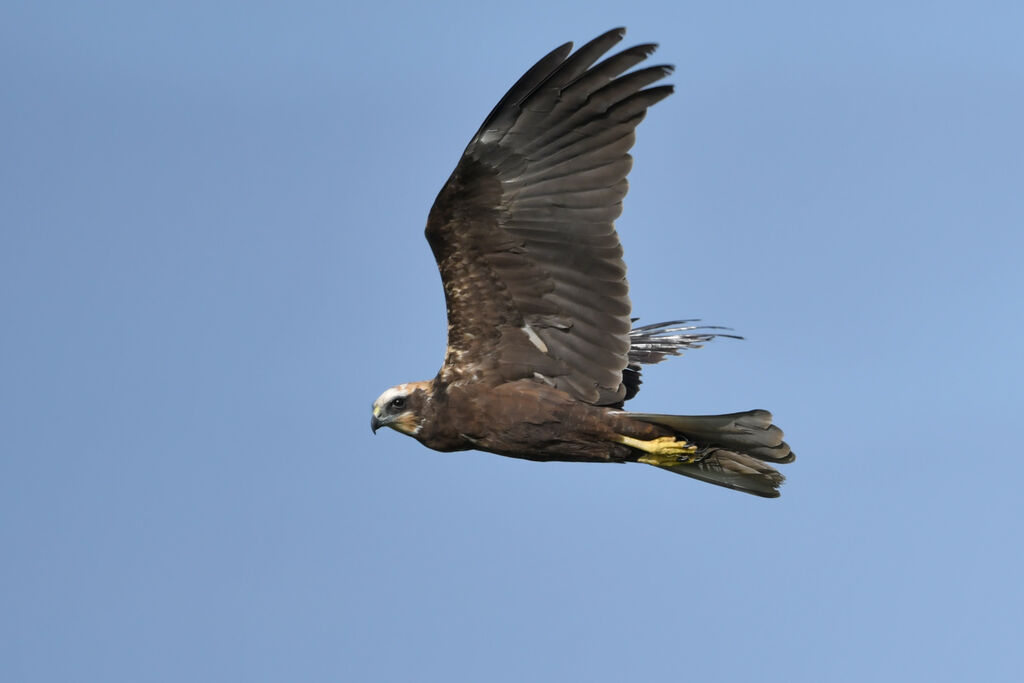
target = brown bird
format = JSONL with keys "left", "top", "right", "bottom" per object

{"left": 371, "top": 28, "right": 794, "bottom": 497}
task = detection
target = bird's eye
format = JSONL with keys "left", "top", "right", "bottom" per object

{"left": 389, "top": 397, "right": 406, "bottom": 411}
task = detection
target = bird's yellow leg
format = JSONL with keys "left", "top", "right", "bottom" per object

{"left": 616, "top": 434, "right": 699, "bottom": 466}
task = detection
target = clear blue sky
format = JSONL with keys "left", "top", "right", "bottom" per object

{"left": 3, "top": 1, "right": 1023, "bottom": 681}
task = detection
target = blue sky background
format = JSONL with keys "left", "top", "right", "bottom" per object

{"left": 3, "top": 1, "right": 1023, "bottom": 681}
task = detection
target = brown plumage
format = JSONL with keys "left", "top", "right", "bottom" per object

{"left": 371, "top": 28, "right": 794, "bottom": 497}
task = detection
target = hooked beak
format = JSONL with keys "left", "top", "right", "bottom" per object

{"left": 370, "top": 412, "right": 383, "bottom": 434}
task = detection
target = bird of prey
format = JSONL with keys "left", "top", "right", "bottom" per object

{"left": 371, "top": 28, "right": 794, "bottom": 497}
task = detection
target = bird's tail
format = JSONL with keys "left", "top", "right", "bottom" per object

{"left": 628, "top": 410, "right": 794, "bottom": 498}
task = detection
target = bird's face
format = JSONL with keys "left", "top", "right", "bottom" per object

{"left": 371, "top": 382, "right": 429, "bottom": 436}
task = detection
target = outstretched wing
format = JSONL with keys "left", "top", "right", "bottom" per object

{"left": 425, "top": 28, "right": 673, "bottom": 404}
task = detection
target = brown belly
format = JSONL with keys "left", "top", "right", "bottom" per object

{"left": 420, "top": 379, "right": 665, "bottom": 463}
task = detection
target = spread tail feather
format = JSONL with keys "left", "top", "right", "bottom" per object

{"left": 629, "top": 410, "right": 794, "bottom": 498}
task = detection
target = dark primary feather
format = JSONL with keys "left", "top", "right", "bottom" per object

{"left": 628, "top": 319, "right": 742, "bottom": 366}
{"left": 622, "top": 320, "right": 743, "bottom": 402}
{"left": 425, "top": 28, "right": 674, "bottom": 404}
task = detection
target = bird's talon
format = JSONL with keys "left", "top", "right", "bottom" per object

{"left": 618, "top": 434, "right": 697, "bottom": 466}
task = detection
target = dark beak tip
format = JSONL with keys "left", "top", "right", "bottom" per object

{"left": 370, "top": 415, "right": 381, "bottom": 434}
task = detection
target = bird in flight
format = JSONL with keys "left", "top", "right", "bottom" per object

{"left": 371, "top": 28, "right": 794, "bottom": 497}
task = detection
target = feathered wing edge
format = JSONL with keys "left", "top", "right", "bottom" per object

{"left": 622, "top": 320, "right": 742, "bottom": 402}
{"left": 628, "top": 319, "right": 742, "bottom": 365}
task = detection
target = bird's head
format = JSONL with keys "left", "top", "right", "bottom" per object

{"left": 371, "top": 381, "right": 430, "bottom": 436}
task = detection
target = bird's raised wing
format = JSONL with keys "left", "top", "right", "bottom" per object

{"left": 425, "top": 28, "right": 673, "bottom": 404}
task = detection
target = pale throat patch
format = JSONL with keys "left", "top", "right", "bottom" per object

{"left": 394, "top": 413, "right": 422, "bottom": 435}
